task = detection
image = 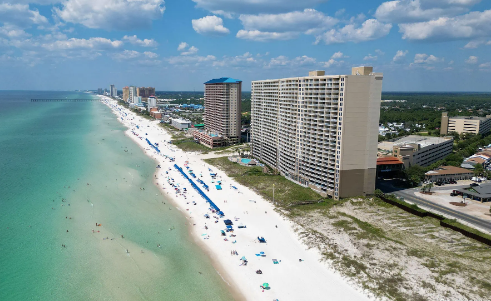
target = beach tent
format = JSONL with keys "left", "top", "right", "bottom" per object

{"left": 262, "top": 283, "right": 269, "bottom": 289}
{"left": 224, "top": 219, "right": 233, "bottom": 225}
{"left": 216, "top": 185, "right": 222, "bottom": 190}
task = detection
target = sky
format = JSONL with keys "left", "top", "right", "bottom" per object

{"left": 0, "top": 0, "right": 491, "bottom": 92}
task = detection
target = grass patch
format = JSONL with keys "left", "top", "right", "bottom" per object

{"left": 172, "top": 139, "right": 211, "bottom": 153}
{"left": 332, "top": 219, "right": 358, "bottom": 232}
{"left": 204, "top": 156, "right": 328, "bottom": 206}
{"left": 340, "top": 255, "right": 367, "bottom": 275}
{"left": 441, "top": 219, "right": 491, "bottom": 241}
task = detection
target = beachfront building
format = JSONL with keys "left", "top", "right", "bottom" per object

{"left": 110, "top": 85, "right": 117, "bottom": 98}
{"left": 129, "top": 86, "right": 137, "bottom": 104}
{"left": 171, "top": 118, "right": 191, "bottom": 131}
{"left": 251, "top": 67, "right": 383, "bottom": 200}
{"left": 193, "top": 77, "right": 242, "bottom": 148}
{"left": 148, "top": 96, "right": 157, "bottom": 110}
{"left": 138, "top": 87, "right": 156, "bottom": 100}
{"left": 440, "top": 112, "right": 491, "bottom": 135}
{"left": 123, "top": 86, "right": 129, "bottom": 102}
{"left": 385, "top": 135, "right": 454, "bottom": 168}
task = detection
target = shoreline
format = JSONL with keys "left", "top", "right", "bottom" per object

{"left": 100, "top": 96, "right": 372, "bottom": 301}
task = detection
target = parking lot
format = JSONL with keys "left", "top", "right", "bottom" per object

{"left": 414, "top": 182, "right": 491, "bottom": 222}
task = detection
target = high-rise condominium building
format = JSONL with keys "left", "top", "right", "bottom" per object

{"left": 129, "top": 86, "right": 137, "bottom": 103}
{"left": 138, "top": 87, "right": 156, "bottom": 99}
{"left": 122, "top": 86, "right": 129, "bottom": 102}
{"left": 110, "top": 85, "right": 117, "bottom": 97}
{"left": 440, "top": 112, "right": 491, "bottom": 135}
{"left": 193, "top": 78, "right": 242, "bottom": 148}
{"left": 251, "top": 67, "right": 383, "bottom": 200}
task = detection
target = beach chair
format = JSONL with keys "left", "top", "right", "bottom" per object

{"left": 272, "top": 259, "right": 279, "bottom": 264}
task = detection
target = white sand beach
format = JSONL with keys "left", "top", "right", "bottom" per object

{"left": 100, "top": 97, "right": 371, "bottom": 301}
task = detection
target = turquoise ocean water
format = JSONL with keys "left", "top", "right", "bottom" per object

{"left": 0, "top": 91, "right": 233, "bottom": 301}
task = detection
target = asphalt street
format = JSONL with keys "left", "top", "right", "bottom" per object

{"left": 377, "top": 180, "right": 491, "bottom": 233}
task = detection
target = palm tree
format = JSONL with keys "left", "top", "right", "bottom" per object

{"left": 426, "top": 182, "right": 434, "bottom": 193}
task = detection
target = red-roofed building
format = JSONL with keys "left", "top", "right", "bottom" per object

{"left": 376, "top": 156, "right": 404, "bottom": 178}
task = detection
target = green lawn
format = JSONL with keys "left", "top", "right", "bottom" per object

{"left": 204, "top": 157, "right": 326, "bottom": 206}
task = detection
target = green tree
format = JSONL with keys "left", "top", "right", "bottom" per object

{"left": 426, "top": 182, "right": 434, "bottom": 193}
{"left": 474, "top": 163, "right": 484, "bottom": 177}
{"left": 405, "top": 165, "right": 427, "bottom": 186}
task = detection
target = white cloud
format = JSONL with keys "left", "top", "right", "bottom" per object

{"left": 177, "top": 42, "right": 188, "bottom": 51}
{"left": 112, "top": 50, "right": 141, "bottom": 60}
{"left": 412, "top": 53, "right": 444, "bottom": 68}
{"left": 239, "top": 9, "right": 337, "bottom": 33}
{"left": 176, "top": 43, "right": 199, "bottom": 55}
{"left": 111, "top": 50, "right": 161, "bottom": 64}
{"left": 335, "top": 9, "right": 346, "bottom": 18}
{"left": 331, "top": 51, "right": 345, "bottom": 59}
{"left": 465, "top": 55, "right": 478, "bottom": 64}
{"left": 393, "top": 50, "right": 408, "bottom": 62}
{"left": 479, "top": 62, "right": 491, "bottom": 69}
{"left": 363, "top": 54, "right": 378, "bottom": 61}
{"left": 375, "top": 0, "right": 478, "bottom": 23}
{"left": 192, "top": 0, "right": 328, "bottom": 15}
{"left": 266, "top": 55, "right": 317, "bottom": 68}
{"left": 0, "top": 3, "right": 48, "bottom": 28}
{"left": 399, "top": 9, "right": 491, "bottom": 41}
{"left": 236, "top": 30, "right": 298, "bottom": 41}
{"left": 167, "top": 54, "right": 216, "bottom": 65}
{"left": 54, "top": 0, "right": 165, "bottom": 30}
{"left": 375, "top": 49, "right": 385, "bottom": 56}
{"left": 315, "top": 19, "right": 392, "bottom": 44}
{"left": 181, "top": 46, "right": 199, "bottom": 56}
{"left": 144, "top": 51, "right": 158, "bottom": 58}
{"left": 192, "top": 16, "right": 229, "bottom": 36}
{"left": 123, "top": 35, "right": 158, "bottom": 47}
{"left": 464, "top": 39, "right": 491, "bottom": 49}
{"left": 42, "top": 37, "right": 123, "bottom": 51}
{"left": 322, "top": 52, "right": 347, "bottom": 68}
{"left": 213, "top": 52, "right": 258, "bottom": 67}
{"left": 0, "top": 25, "right": 30, "bottom": 38}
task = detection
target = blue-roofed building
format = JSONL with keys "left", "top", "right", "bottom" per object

{"left": 204, "top": 77, "right": 242, "bottom": 84}
{"left": 193, "top": 77, "right": 242, "bottom": 148}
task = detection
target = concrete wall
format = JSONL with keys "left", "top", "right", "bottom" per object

{"left": 339, "top": 72, "right": 382, "bottom": 197}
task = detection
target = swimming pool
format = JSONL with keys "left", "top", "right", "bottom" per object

{"left": 241, "top": 158, "right": 252, "bottom": 164}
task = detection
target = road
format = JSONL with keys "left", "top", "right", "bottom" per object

{"left": 377, "top": 180, "right": 491, "bottom": 233}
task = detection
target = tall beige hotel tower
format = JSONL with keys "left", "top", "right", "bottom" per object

{"left": 251, "top": 67, "right": 383, "bottom": 199}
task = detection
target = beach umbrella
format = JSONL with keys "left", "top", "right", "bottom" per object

{"left": 262, "top": 283, "right": 269, "bottom": 288}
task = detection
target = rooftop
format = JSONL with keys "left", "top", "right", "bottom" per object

{"left": 377, "top": 156, "right": 404, "bottom": 166}
{"left": 449, "top": 116, "right": 491, "bottom": 121}
{"left": 457, "top": 183, "right": 491, "bottom": 199}
{"left": 204, "top": 77, "right": 242, "bottom": 84}
{"left": 425, "top": 166, "right": 473, "bottom": 176}
{"left": 392, "top": 135, "right": 453, "bottom": 148}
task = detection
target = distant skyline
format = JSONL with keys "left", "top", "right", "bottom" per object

{"left": 1, "top": 0, "right": 491, "bottom": 92}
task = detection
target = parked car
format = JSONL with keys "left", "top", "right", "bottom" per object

{"left": 470, "top": 183, "right": 479, "bottom": 187}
